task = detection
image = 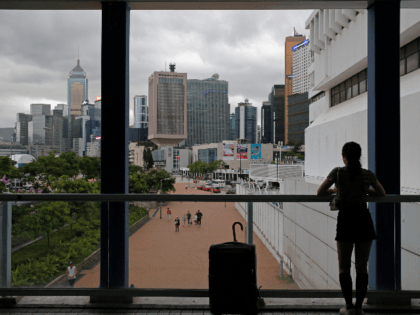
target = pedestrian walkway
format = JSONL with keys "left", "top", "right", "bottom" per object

{"left": 68, "top": 183, "right": 299, "bottom": 290}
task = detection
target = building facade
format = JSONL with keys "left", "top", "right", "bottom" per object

{"left": 67, "top": 59, "right": 88, "bottom": 149}
{"left": 234, "top": 99, "right": 257, "bottom": 143}
{"left": 228, "top": 113, "right": 236, "bottom": 140}
{"left": 275, "top": 9, "right": 420, "bottom": 291}
{"left": 129, "top": 142, "right": 145, "bottom": 167}
{"left": 15, "top": 113, "right": 32, "bottom": 145}
{"left": 192, "top": 142, "right": 277, "bottom": 171}
{"left": 151, "top": 146, "right": 192, "bottom": 173}
{"left": 134, "top": 95, "right": 148, "bottom": 128}
{"left": 285, "top": 32, "right": 306, "bottom": 143}
{"left": 186, "top": 74, "right": 229, "bottom": 147}
{"left": 287, "top": 92, "right": 310, "bottom": 143}
{"left": 0, "top": 128, "right": 15, "bottom": 143}
{"left": 292, "top": 39, "right": 311, "bottom": 94}
{"left": 261, "top": 101, "right": 272, "bottom": 144}
{"left": 148, "top": 64, "right": 187, "bottom": 146}
{"left": 269, "top": 85, "right": 286, "bottom": 144}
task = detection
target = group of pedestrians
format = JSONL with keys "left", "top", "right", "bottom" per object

{"left": 170, "top": 209, "right": 203, "bottom": 232}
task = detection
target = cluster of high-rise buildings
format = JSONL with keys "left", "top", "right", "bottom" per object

{"left": 5, "top": 29, "right": 312, "bottom": 161}
{"left": 11, "top": 59, "right": 103, "bottom": 158}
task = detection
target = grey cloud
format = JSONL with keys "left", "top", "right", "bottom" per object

{"left": 0, "top": 9, "right": 311, "bottom": 128}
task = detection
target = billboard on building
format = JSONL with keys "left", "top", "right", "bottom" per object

{"left": 237, "top": 144, "right": 248, "bottom": 160}
{"left": 223, "top": 142, "right": 235, "bottom": 160}
{"left": 250, "top": 144, "right": 261, "bottom": 160}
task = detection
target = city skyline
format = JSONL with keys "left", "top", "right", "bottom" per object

{"left": 0, "top": 10, "right": 310, "bottom": 128}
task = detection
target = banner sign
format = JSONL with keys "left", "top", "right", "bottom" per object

{"left": 250, "top": 144, "right": 261, "bottom": 160}
{"left": 96, "top": 136, "right": 101, "bottom": 140}
{"left": 223, "top": 142, "right": 235, "bottom": 161}
{"left": 237, "top": 144, "right": 248, "bottom": 160}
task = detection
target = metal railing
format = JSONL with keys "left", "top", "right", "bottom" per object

{"left": 1, "top": 193, "right": 420, "bottom": 301}
{"left": 1, "top": 194, "right": 420, "bottom": 203}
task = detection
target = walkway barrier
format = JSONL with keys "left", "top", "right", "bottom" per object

{"left": 1, "top": 194, "right": 420, "bottom": 305}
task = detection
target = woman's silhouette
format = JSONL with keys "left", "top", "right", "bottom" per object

{"left": 317, "top": 142, "right": 386, "bottom": 315}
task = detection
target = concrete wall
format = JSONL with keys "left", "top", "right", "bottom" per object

{"left": 235, "top": 184, "right": 290, "bottom": 274}
{"left": 283, "top": 177, "right": 420, "bottom": 290}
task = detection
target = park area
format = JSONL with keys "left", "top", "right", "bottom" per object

{"left": 74, "top": 182, "right": 299, "bottom": 290}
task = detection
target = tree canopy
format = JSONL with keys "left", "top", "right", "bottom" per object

{"left": 188, "top": 160, "right": 225, "bottom": 177}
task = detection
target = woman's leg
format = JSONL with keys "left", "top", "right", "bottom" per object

{"left": 337, "top": 241, "right": 355, "bottom": 309}
{"left": 354, "top": 240, "right": 373, "bottom": 309}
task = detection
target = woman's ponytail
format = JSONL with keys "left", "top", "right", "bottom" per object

{"left": 342, "top": 142, "right": 362, "bottom": 181}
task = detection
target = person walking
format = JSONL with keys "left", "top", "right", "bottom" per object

{"left": 185, "top": 184, "right": 188, "bottom": 190}
{"left": 167, "top": 208, "right": 172, "bottom": 220}
{"left": 196, "top": 210, "right": 203, "bottom": 226}
{"left": 66, "top": 261, "right": 78, "bottom": 287}
{"left": 186, "top": 211, "right": 192, "bottom": 226}
{"left": 182, "top": 214, "right": 186, "bottom": 226}
{"left": 174, "top": 216, "right": 180, "bottom": 232}
{"left": 317, "top": 142, "right": 386, "bottom": 315}
{"left": 194, "top": 214, "right": 198, "bottom": 225}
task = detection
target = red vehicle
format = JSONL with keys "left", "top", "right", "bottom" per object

{"left": 212, "top": 187, "right": 221, "bottom": 193}
{"left": 197, "top": 185, "right": 205, "bottom": 190}
{"left": 204, "top": 185, "right": 212, "bottom": 191}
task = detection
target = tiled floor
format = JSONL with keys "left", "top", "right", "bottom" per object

{"left": 73, "top": 183, "right": 299, "bottom": 290}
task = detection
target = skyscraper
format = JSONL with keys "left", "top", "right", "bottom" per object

{"left": 68, "top": 59, "right": 88, "bottom": 149}
{"left": 270, "top": 85, "right": 285, "bottom": 144}
{"left": 15, "top": 113, "right": 32, "bottom": 145}
{"left": 134, "top": 95, "right": 148, "bottom": 128}
{"left": 292, "top": 39, "right": 311, "bottom": 94}
{"left": 285, "top": 30, "right": 306, "bottom": 143}
{"left": 261, "top": 101, "right": 272, "bottom": 144}
{"left": 28, "top": 104, "right": 53, "bottom": 146}
{"left": 186, "top": 74, "right": 229, "bottom": 147}
{"left": 235, "top": 99, "right": 257, "bottom": 143}
{"left": 228, "top": 112, "right": 236, "bottom": 140}
{"left": 148, "top": 64, "right": 187, "bottom": 146}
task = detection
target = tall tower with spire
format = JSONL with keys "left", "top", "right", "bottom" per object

{"left": 67, "top": 58, "right": 88, "bottom": 149}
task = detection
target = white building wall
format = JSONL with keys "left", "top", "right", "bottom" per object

{"left": 235, "top": 184, "right": 289, "bottom": 274}
{"left": 292, "top": 42, "right": 311, "bottom": 94}
{"left": 290, "top": 9, "right": 420, "bottom": 290}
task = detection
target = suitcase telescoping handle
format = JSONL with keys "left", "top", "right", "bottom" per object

{"left": 232, "top": 222, "right": 243, "bottom": 242}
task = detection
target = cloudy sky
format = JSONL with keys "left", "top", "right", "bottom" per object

{"left": 0, "top": 9, "right": 311, "bottom": 128}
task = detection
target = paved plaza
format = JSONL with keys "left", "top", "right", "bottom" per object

{"left": 74, "top": 183, "right": 299, "bottom": 290}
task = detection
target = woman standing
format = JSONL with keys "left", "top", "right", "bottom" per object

{"left": 317, "top": 142, "right": 386, "bottom": 315}
{"left": 182, "top": 214, "right": 186, "bottom": 226}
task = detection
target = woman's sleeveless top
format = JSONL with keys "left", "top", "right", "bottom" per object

{"left": 327, "top": 166, "right": 377, "bottom": 207}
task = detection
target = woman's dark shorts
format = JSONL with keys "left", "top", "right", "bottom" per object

{"left": 335, "top": 204, "right": 377, "bottom": 242}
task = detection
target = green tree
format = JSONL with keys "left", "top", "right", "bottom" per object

{"left": 129, "top": 168, "right": 175, "bottom": 194}
{"left": 50, "top": 176, "right": 100, "bottom": 234}
{"left": 142, "top": 148, "right": 154, "bottom": 170}
{"left": 22, "top": 152, "right": 80, "bottom": 189}
{"left": 79, "top": 156, "right": 101, "bottom": 180}
{"left": 0, "top": 156, "right": 23, "bottom": 181}
{"left": 16, "top": 201, "right": 72, "bottom": 248}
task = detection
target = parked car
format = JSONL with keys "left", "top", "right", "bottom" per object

{"left": 212, "top": 186, "right": 221, "bottom": 193}
{"left": 226, "top": 187, "right": 236, "bottom": 194}
{"left": 197, "top": 184, "right": 205, "bottom": 190}
{"left": 204, "top": 185, "right": 212, "bottom": 191}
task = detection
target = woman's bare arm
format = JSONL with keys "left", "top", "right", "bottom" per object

{"left": 317, "top": 178, "right": 334, "bottom": 196}
{"left": 369, "top": 180, "right": 386, "bottom": 197}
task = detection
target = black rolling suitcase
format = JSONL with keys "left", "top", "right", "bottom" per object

{"left": 209, "top": 222, "right": 260, "bottom": 315}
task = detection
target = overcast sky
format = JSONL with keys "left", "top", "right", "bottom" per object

{"left": 0, "top": 10, "right": 311, "bottom": 128}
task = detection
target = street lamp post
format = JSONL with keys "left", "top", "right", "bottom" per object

{"left": 160, "top": 178, "right": 172, "bottom": 219}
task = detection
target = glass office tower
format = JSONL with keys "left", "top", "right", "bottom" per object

{"left": 235, "top": 99, "right": 257, "bottom": 144}
{"left": 186, "top": 74, "right": 229, "bottom": 147}
{"left": 134, "top": 95, "right": 148, "bottom": 128}
{"left": 261, "top": 102, "right": 272, "bottom": 144}
{"left": 228, "top": 112, "right": 236, "bottom": 140}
